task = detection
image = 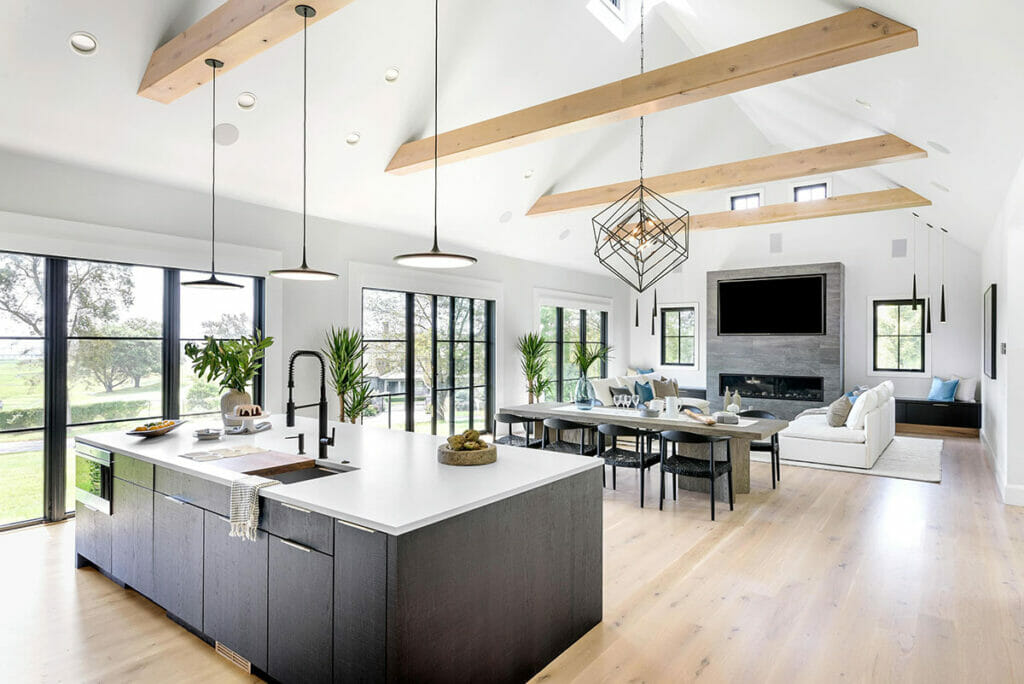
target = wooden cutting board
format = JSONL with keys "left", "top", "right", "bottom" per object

{"left": 213, "top": 450, "right": 315, "bottom": 477}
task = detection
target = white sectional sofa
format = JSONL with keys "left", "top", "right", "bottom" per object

{"left": 779, "top": 382, "right": 896, "bottom": 469}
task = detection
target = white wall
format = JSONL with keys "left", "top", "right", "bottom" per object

{"left": 0, "top": 151, "right": 631, "bottom": 422}
{"left": 628, "top": 176, "right": 983, "bottom": 401}
{"left": 981, "top": 156, "right": 1024, "bottom": 505}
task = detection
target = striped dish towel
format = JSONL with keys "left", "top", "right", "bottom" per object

{"left": 229, "top": 475, "right": 277, "bottom": 541}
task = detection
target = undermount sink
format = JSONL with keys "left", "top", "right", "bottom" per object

{"left": 271, "top": 464, "right": 355, "bottom": 485}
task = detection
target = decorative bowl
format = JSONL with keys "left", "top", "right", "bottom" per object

{"left": 437, "top": 444, "right": 497, "bottom": 466}
{"left": 193, "top": 428, "right": 223, "bottom": 441}
{"left": 639, "top": 407, "right": 661, "bottom": 418}
{"left": 126, "top": 419, "right": 187, "bottom": 438}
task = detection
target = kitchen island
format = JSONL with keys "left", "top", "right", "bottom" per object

{"left": 74, "top": 417, "right": 603, "bottom": 683}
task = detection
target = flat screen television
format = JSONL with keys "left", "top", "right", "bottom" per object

{"left": 717, "top": 274, "right": 826, "bottom": 335}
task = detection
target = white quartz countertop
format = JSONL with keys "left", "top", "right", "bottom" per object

{"left": 78, "top": 416, "right": 601, "bottom": 535}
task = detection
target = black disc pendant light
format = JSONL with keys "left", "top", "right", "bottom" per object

{"left": 183, "top": 59, "right": 243, "bottom": 289}
{"left": 393, "top": 0, "right": 476, "bottom": 269}
{"left": 270, "top": 5, "right": 338, "bottom": 281}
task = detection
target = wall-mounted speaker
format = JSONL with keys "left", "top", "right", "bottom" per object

{"left": 892, "top": 238, "right": 908, "bottom": 258}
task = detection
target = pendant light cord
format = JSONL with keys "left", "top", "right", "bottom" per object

{"left": 301, "top": 12, "right": 310, "bottom": 267}
{"left": 639, "top": 0, "right": 645, "bottom": 186}
{"left": 432, "top": 0, "right": 440, "bottom": 252}
{"left": 210, "top": 62, "right": 218, "bottom": 275}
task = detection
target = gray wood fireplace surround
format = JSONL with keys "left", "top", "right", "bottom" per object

{"left": 706, "top": 262, "right": 844, "bottom": 420}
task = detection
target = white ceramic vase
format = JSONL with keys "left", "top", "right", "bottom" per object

{"left": 220, "top": 388, "right": 252, "bottom": 427}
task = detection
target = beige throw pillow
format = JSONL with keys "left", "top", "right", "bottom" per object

{"left": 826, "top": 395, "right": 852, "bottom": 427}
{"left": 651, "top": 378, "right": 677, "bottom": 399}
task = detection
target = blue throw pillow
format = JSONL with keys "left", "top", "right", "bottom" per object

{"left": 634, "top": 381, "right": 654, "bottom": 403}
{"left": 927, "top": 377, "right": 959, "bottom": 402}
{"left": 637, "top": 368, "right": 656, "bottom": 375}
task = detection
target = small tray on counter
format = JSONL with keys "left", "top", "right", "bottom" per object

{"left": 126, "top": 419, "right": 187, "bottom": 438}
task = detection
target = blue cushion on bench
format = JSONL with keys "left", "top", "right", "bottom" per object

{"left": 927, "top": 377, "right": 959, "bottom": 402}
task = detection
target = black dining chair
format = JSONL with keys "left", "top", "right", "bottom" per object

{"left": 658, "top": 431, "right": 733, "bottom": 520}
{"left": 540, "top": 418, "right": 597, "bottom": 456}
{"left": 596, "top": 424, "right": 660, "bottom": 508}
{"left": 739, "top": 410, "right": 781, "bottom": 489}
{"left": 492, "top": 413, "right": 540, "bottom": 448}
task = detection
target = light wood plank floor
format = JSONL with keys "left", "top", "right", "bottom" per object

{"left": 2, "top": 437, "right": 1021, "bottom": 683}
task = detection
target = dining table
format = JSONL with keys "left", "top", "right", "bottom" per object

{"left": 498, "top": 402, "right": 790, "bottom": 498}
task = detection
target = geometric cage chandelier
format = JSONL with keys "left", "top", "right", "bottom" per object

{"left": 591, "top": 0, "right": 689, "bottom": 294}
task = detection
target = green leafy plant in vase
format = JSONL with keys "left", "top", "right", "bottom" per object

{"left": 516, "top": 332, "right": 552, "bottom": 404}
{"left": 323, "top": 326, "right": 374, "bottom": 423}
{"left": 184, "top": 332, "right": 273, "bottom": 427}
{"left": 570, "top": 341, "right": 612, "bottom": 410}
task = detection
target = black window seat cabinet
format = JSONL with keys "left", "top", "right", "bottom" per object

{"left": 895, "top": 398, "right": 982, "bottom": 437}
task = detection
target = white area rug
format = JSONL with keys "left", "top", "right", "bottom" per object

{"left": 751, "top": 435, "right": 942, "bottom": 483}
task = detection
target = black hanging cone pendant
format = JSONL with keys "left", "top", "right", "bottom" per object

{"left": 926, "top": 299, "right": 932, "bottom": 334}
{"left": 635, "top": 299, "right": 639, "bottom": 327}
{"left": 912, "top": 274, "right": 918, "bottom": 309}
{"left": 651, "top": 289, "right": 657, "bottom": 335}
{"left": 941, "top": 285, "right": 947, "bottom": 323}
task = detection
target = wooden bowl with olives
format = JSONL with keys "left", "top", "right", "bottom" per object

{"left": 437, "top": 429, "right": 497, "bottom": 466}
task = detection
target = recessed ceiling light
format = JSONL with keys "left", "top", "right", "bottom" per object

{"left": 214, "top": 123, "right": 239, "bottom": 146}
{"left": 558, "top": 229, "right": 571, "bottom": 241}
{"left": 384, "top": 67, "right": 400, "bottom": 83}
{"left": 855, "top": 98, "right": 871, "bottom": 109}
{"left": 931, "top": 181, "right": 951, "bottom": 192}
{"left": 69, "top": 32, "right": 98, "bottom": 56}
{"left": 523, "top": 169, "right": 534, "bottom": 179}
{"left": 236, "top": 92, "right": 257, "bottom": 110}
{"left": 346, "top": 132, "right": 361, "bottom": 145}
{"left": 499, "top": 211, "right": 513, "bottom": 224}
{"left": 927, "top": 140, "right": 951, "bottom": 155}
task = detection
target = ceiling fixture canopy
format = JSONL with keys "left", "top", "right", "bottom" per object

{"left": 591, "top": 0, "right": 688, "bottom": 293}
{"left": 184, "top": 59, "right": 243, "bottom": 290}
{"left": 393, "top": 0, "right": 477, "bottom": 269}
{"left": 271, "top": 5, "right": 338, "bottom": 282}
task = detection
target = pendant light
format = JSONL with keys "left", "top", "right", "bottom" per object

{"left": 940, "top": 227, "right": 948, "bottom": 323}
{"left": 591, "top": 0, "right": 689, "bottom": 293}
{"left": 634, "top": 299, "right": 639, "bottom": 327}
{"left": 393, "top": 0, "right": 476, "bottom": 269}
{"left": 651, "top": 289, "right": 657, "bottom": 335}
{"left": 910, "top": 212, "right": 919, "bottom": 309}
{"left": 270, "top": 5, "right": 338, "bottom": 281}
{"left": 925, "top": 223, "right": 933, "bottom": 334}
{"left": 183, "top": 59, "right": 243, "bottom": 289}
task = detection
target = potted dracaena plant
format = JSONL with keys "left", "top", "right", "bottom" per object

{"left": 323, "top": 326, "right": 374, "bottom": 423}
{"left": 184, "top": 331, "right": 273, "bottom": 426}
{"left": 516, "top": 332, "right": 552, "bottom": 404}
{"left": 570, "top": 340, "right": 612, "bottom": 410}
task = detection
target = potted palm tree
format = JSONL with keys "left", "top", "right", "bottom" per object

{"left": 184, "top": 332, "right": 273, "bottom": 426}
{"left": 570, "top": 341, "right": 612, "bottom": 410}
{"left": 323, "top": 327, "right": 374, "bottom": 423}
{"left": 516, "top": 332, "right": 552, "bottom": 404}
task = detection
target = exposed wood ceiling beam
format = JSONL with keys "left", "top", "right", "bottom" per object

{"left": 691, "top": 188, "right": 931, "bottom": 231}
{"left": 386, "top": 8, "right": 917, "bottom": 174}
{"left": 528, "top": 135, "right": 926, "bottom": 216}
{"left": 605, "top": 188, "right": 930, "bottom": 240}
{"left": 138, "top": 0, "right": 356, "bottom": 104}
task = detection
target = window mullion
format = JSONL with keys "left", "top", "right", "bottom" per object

{"left": 43, "top": 258, "right": 68, "bottom": 522}
{"left": 163, "top": 269, "right": 181, "bottom": 419}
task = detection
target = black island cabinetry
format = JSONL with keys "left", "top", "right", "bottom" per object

{"left": 74, "top": 445, "right": 602, "bottom": 683}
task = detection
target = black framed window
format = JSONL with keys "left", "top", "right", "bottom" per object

{"left": 538, "top": 305, "right": 608, "bottom": 402}
{"left": 0, "top": 249, "right": 265, "bottom": 529}
{"left": 794, "top": 182, "right": 828, "bottom": 202}
{"left": 661, "top": 306, "right": 696, "bottom": 366}
{"left": 873, "top": 299, "right": 925, "bottom": 373}
{"left": 362, "top": 288, "right": 494, "bottom": 435}
{"left": 730, "top": 192, "right": 761, "bottom": 210}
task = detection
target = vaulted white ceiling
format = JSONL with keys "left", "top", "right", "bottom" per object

{"left": 1, "top": 0, "right": 1021, "bottom": 270}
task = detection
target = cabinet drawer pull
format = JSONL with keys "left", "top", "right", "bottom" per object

{"left": 280, "top": 539, "right": 313, "bottom": 553}
{"left": 932, "top": 403, "right": 950, "bottom": 408}
{"left": 282, "top": 502, "right": 312, "bottom": 514}
{"left": 163, "top": 495, "right": 185, "bottom": 506}
{"left": 337, "top": 519, "right": 376, "bottom": 534}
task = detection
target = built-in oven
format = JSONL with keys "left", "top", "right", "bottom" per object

{"left": 75, "top": 443, "right": 113, "bottom": 515}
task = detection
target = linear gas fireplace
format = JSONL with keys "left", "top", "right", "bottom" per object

{"left": 719, "top": 374, "right": 825, "bottom": 403}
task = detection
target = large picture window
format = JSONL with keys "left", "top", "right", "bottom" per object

{"left": 361, "top": 288, "right": 494, "bottom": 435}
{"left": 873, "top": 299, "right": 925, "bottom": 373}
{"left": 538, "top": 306, "right": 609, "bottom": 402}
{"left": 0, "top": 250, "right": 264, "bottom": 528}
{"left": 661, "top": 306, "right": 696, "bottom": 366}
